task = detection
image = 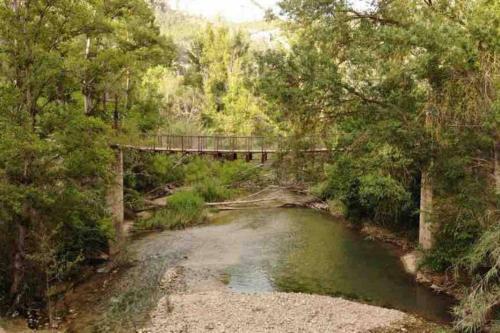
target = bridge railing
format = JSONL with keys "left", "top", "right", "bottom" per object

{"left": 138, "top": 134, "right": 331, "bottom": 154}
{"left": 155, "top": 135, "right": 281, "bottom": 153}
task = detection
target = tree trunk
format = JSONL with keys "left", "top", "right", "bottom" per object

{"left": 113, "top": 94, "right": 119, "bottom": 130}
{"left": 495, "top": 140, "right": 500, "bottom": 195}
{"left": 125, "top": 69, "right": 131, "bottom": 112}
{"left": 83, "top": 37, "right": 92, "bottom": 115}
{"left": 10, "top": 223, "right": 26, "bottom": 303}
{"left": 9, "top": 0, "right": 29, "bottom": 307}
{"left": 106, "top": 149, "right": 124, "bottom": 254}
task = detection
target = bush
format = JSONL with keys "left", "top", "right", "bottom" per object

{"left": 182, "top": 158, "right": 262, "bottom": 202}
{"left": 453, "top": 222, "right": 500, "bottom": 332}
{"left": 217, "top": 160, "right": 261, "bottom": 186}
{"left": 422, "top": 218, "right": 481, "bottom": 272}
{"left": 137, "top": 191, "right": 204, "bottom": 230}
{"left": 319, "top": 159, "right": 417, "bottom": 227}
{"left": 183, "top": 157, "right": 262, "bottom": 187}
{"left": 183, "top": 157, "right": 214, "bottom": 184}
{"left": 193, "top": 179, "right": 232, "bottom": 202}
{"left": 124, "top": 153, "right": 184, "bottom": 193}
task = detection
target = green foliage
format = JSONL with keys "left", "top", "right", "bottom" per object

{"left": 125, "top": 152, "right": 184, "bottom": 193}
{"left": 0, "top": 0, "right": 173, "bottom": 312}
{"left": 193, "top": 179, "right": 232, "bottom": 202}
{"left": 216, "top": 160, "right": 263, "bottom": 186}
{"left": 453, "top": 222, "right": 500, "bottom": 332}
{"left": 184, "top": 157, "right": 262, "bottom": 189}
{"left": 183, "top": 157, "right": 262, "bottom": 202}
{"left": 134, "top": 157, "right": 264, "bottom": 231}
{"left": 124, "top": 153, "right": 185, "bottom": 212}
{"left": 137, "top": 191, "right": 204, "bottom": 230}
{"left": 157, "top": 21, "right": 276, "bottom": 135}
{"left": 318, "top": 154, "right": 418, "bottom": 227}
{"left": 259, "top": 2, "right": 499, "bottom": 330}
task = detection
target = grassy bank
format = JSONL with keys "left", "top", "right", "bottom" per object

{"left": 126, "top": 154, "right": 265, "bottom": 231}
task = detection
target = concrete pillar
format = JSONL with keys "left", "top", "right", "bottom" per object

{"left": 261, "top": 152, "right": 268, "bottom": 164}
{"left": 107, "top": 148, "right": 124, "bottom": 254}
{"left": 419, "top": 169, "right": 434, "bottom": 250}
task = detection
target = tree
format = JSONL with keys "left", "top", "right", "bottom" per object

{"left": 181, "top": 24, "right": 275, "bottom": 135}
{"left": 0, "top": 0, "right": 173, "bottom": 315}
{"left": 257, "top": 1, "right": 499, "bottom": 329}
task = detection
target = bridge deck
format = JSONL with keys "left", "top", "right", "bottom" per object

{"left": 121, "top": 146, "right": 329, "bottom": 154}
{"left": 120, "top": 135, "right": 331, "bottom": 154}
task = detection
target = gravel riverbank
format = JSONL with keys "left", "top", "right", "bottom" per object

{"left": 146, "top": 290, "right": 407, "bottom": 333}
{"left": 141, "top": 266, "right": 408, "bottom": 333}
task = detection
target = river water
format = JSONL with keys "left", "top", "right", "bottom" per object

{"left": 205, "top": 208, "right": 455, "bottom": 323}
{"left": 70, "top": 207, "right": 455, "bottom": 332}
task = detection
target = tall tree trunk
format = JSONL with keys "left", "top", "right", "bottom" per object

{"left": 495, "top": 139, "right": 500, "bottom": 195}
{"left": 83, "top": 37, "right": 92, "bottom": 115}
{"left": 113, "top": 94, "right": 119, "bottom": 130}
{"left": 9, "top": 0, "right": 30, "bottom": 308}
{"left": 9, "top": 223, "right": 26, "bottom": 304}
{"left": 106, "top": 149, "right": 124, "bottom": 254}
{"left": 125, "top": 69, "right": 131, "bottom": 112}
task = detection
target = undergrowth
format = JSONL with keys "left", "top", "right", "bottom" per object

{"left": 136, "top": 191, "right": 205, "bottom": 231}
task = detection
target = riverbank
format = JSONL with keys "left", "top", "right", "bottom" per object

{"left": 142, "top": 265, "right": 444, "bottom": 333}
{"left": 308, "top": 197, "right": 461, "bottom": 300}
{"left": 146, "top": 290, "right": 407, "bottom": 332}
{"left": 356, "top": 219, "right": 460, "bottom": 299}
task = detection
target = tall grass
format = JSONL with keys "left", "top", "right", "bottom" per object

{"left": 193, "top": 179, "right": 232, "bottom": 202}
{"left": 137, "top": 191, "right": 205, "bottom": 230}
{"left": 453, "top": 221, "right": 500, "bottom": 332}
{"left": 133, "top": 157, "right": 264, "bottom": 231}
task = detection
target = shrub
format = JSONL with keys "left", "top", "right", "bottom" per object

{"left": 357, "top": 174, "right": 413, "bottom": 225}
{"left": 193, "top": 179, "right": 232, "bottom": 202}
{"left": 183, "top": 157, "right": 214, "bottom": 184}
{"left": 453, "top": 222, "right": 500, "bottom": 332}
{"left": 217, "top": 160, "right": 261, "bottom": 186}
{"left": 137, "top": 191, "right": 204, "bottom": 230}
{"left": 124, "top": 153, "right": 184, "bottom": 193}
{"left": 183, "top": 157, "right": 262, "bottom": 187}
{"left": 422, "top": 217, "right": 481, "bottom": 272}
{"left": 319, "top": 159, "right": 417, "bottom": 227}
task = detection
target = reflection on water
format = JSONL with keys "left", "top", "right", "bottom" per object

{"left": 212, "top": 208, "right": 455, "bottom": 323}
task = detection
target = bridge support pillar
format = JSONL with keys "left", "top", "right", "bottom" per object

{"left": 245, "top": 152, "right": 253, "bottom": 162}
{"left": 106, "top": 147, "right": 124, "bottom": 254}
{"left": 419, "top": 170, "right": 434, "bottom": 250}
{"left": 261, "top": 152, "right": 268, "bottom": 164}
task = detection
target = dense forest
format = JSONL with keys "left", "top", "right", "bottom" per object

{"left": 0, "top": 0, "right": 498, "bottom": 332}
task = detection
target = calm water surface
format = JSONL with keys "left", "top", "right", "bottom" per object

{"left": 211, "top": 208, "right": 455, "bottom": 323}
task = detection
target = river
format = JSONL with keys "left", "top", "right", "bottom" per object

{"left": 70, "top": 207, "right": 455, "bottom": 332}
{"left": 210, "top": 208, "right": 454, "bottom": 322}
